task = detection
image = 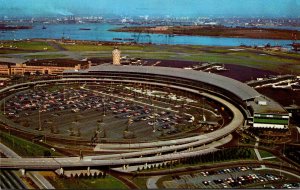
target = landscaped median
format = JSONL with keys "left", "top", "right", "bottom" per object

{"left": 0, "top": 131, "right": 61, "bottom": 157}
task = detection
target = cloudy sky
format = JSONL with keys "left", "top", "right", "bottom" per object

{"left": 0, "top": 0, "right": 299, "bottom": 18}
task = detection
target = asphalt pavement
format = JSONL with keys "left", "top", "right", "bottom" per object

{"left": 0, "top": 143, "right": 55, "bottom": 189}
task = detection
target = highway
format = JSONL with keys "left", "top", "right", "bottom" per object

{"left": 0, "top": 147, "right": 219, "bottom": 170}
{"left": 0, "top": 143, "right": 21, "bottom": 159}
{"left": 0, "top": 143, "right": 55, "bottom": 189}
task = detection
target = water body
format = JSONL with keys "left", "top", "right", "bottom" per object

{"left": 0, "top": 23, "right": 299, "bottom": 48}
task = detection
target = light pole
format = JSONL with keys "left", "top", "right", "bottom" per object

{"left": 3, "top": 97, "right": 5, "bottom": 115}
{"left": 283, "top": 142, "right": 286, "bottom": 157}
{"left": 297, "top": 128, "right": 299, "bottom": 142}
{"left": 38, "top": 108, "right": 42, "bottom": 131}
{"left": 5, "top": 126, "right": 10, "bottom": 136}
{"left": 280, "top": 162, "right": 282, "bottom": 176}
{"left": 153, "top": 108, "right": 157, "bottom": 132}
{"left": 102, "top": 97, "right": 106, "bottom": 116}
{"left": 80, "top": 149, "right": 83, "bottom": 160}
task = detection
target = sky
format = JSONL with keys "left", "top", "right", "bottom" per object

{"left": 0, "top": 0, "right": 300, "bottom": 18}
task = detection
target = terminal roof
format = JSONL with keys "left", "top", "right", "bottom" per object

{"left": 248, "top": 96, "right": 288, "bottom": 114}
{"left": 70, "top": 65, "right": 260, "bottom": 101}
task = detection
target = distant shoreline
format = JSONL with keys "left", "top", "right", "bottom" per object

{"left": 0, "top": 24, "right": 32, "bottom": 30}
{"left": 110, "top": 25, "right": 300, "bottom": 40}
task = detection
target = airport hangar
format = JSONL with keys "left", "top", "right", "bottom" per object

{"left": 63, "top": 64, "right": 289, "bottom": 129}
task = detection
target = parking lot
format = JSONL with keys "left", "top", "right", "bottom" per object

{"left": 162, "top": 167, "right": 290, "bottom": 189}
{"left": 2, "top": 83, "right": 226, "bottom": 143}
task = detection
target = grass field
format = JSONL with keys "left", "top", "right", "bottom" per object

{"left": 259, "top": 150, "right": 274, "bottom": 158}
{"left": 46, "top": 174, "right": 128, "bottom": 189}
{"left": 132, "top": 176, "right": 148, "bottom": 189}
{"left": 0, "top": 131, "right": 62, "bottom": 157}
{"left": 1, "top": 41, "right": 55, "bottom": 51}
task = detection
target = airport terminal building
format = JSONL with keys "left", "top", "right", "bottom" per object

{"left": 0, "top": 60, "right": 90, "bottom": 75}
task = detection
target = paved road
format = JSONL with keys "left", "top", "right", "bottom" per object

{"left": 27, "top": 171, "right": 55, "bottom": 189}
{"left": 262, "top": 156, "right": 276, "bottom": 160}
{"left": 0, "top": 57, "right": 26, "bottom": 64}
{"left": 254, "top": 167, "right": 300, "bottom": 179}
{"left": 0, "top": 143, "right": 55, "bottom": 189}
{"left": 146, "top": 175, "right": 162, "bottom": 189}
{"left": 111, "top": 135, "right": 232, "bottom": 173}
{"left": 0, "top": 143, "right": 21, "bottom": 158}
{"left": 0, "top": 147, "right": 219, "bottom": 169}
{"left": 46, "top": 41, "right": 66, "bottom": 51}
{"left": 254, "top": 137, "right": 266, "bottom": 169}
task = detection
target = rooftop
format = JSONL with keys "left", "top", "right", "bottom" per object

{"left": 67, "top": 64, "right": 260, "bottom": 101}
{"left": 248, "top": 96, "right": 287, "bottom": 114}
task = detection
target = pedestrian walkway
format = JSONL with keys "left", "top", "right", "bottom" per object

{"left": 253, "top": 137, "right": 266, "bottom": 169}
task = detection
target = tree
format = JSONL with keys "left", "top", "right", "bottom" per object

{"left": 53, "top": 126, "right": 59, "bottom": 134}
{"left": 69, "top": 126, "right": 75, "bottom": 136}
{"left": 44, "top": 150, "right": 51, "bottom": 157}
{"left": 77, "top": 128, "right": 81, "bottom": 137}
{"left": 23, "top": 120, "right": 30, "bottom": 128}
{"left": 102, "top": 129, "right": 107, "bottom": 138}
{"left": 50, "top": 126, "right": 55, "bottom": 133}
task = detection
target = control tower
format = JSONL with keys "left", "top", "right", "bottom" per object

{"left": 112, "top": 47, "right": 121, "bottom": 65}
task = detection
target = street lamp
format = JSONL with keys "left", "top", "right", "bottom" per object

{"left": 3, "top": 97, "right": 5, "bottom": 115}
{"left": 38, "top": 108, "right": 42, "bottom": 131}
{"left": 5, "top": 126, "right": 10, "bottom": 136}
{"left": 102, "top": 97, "right": 106, "bottom": 116}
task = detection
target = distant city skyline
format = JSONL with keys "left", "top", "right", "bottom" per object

{"left": 0, "top": 0, "right": 300, "bottom": 18}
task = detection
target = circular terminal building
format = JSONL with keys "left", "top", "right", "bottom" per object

{"left": 0, "top": 64, "right": 290, "bottom": 169}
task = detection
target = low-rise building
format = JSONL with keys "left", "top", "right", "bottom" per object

{"left": 0, "top": 59, "right": 91, "bottom": 76}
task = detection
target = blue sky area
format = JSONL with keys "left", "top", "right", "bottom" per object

{"left": 0, "top": 0, "right": 300, "bottom": 18}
